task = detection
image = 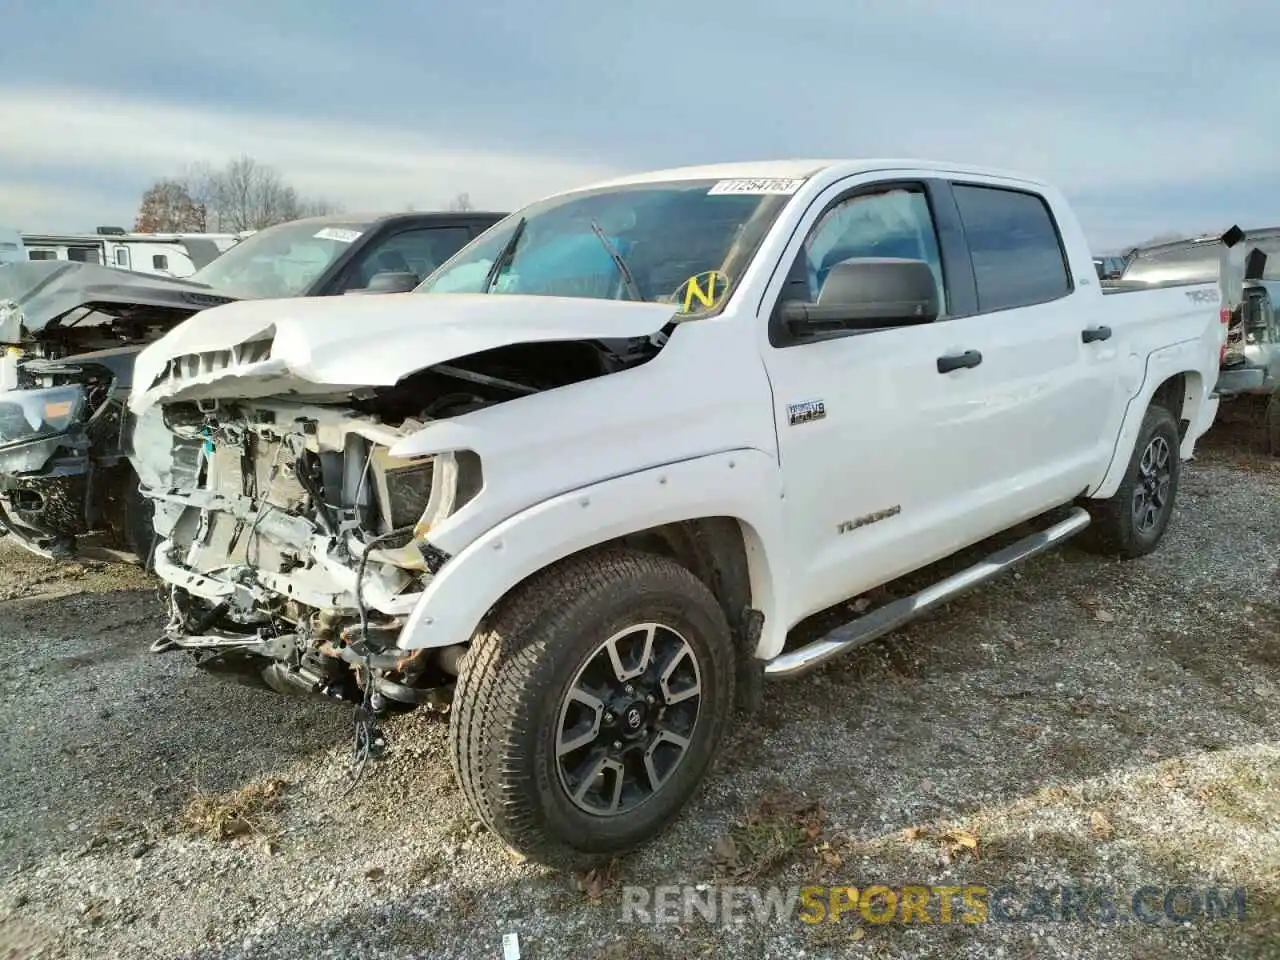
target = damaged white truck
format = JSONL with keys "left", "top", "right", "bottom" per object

{"left": 128, "top": 160, "right": 1228, "bottom": 866}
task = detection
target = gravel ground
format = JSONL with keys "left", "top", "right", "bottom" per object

{"left": 0, "top": 417, "right": 1277, "bottom": 960}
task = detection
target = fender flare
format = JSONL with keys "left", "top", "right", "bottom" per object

{"left": 396, "top": 448, "right": 791, "bottom": 658}
{"left": 1092, "top": 339, "right": 1212, "bottom": 500}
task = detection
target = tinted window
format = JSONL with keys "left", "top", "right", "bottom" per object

{"left": 152, "top": 254, "right": 168, "bottom": 270}
{"left": 344, "top": 226, "right": 472, "bottom": 291}
{"left": 802, "top": 188, "right": 946, "bottom": 313}
{"left": 952, "top": 185, "right": 1070, "bottom": 312}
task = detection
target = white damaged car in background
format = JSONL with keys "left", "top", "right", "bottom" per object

{"left": 128, "top": 160, "right": 1230, "bottom": 867}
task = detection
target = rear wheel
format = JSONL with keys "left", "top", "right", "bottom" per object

{"left": 449, "top": 548, "right": 736, "bottom": 868}
{"left": 1081, "top": 404, "right": 1180, "bottom": 559}
{"left": 1266, "top": 391, "right": 1280, "bottom": 457}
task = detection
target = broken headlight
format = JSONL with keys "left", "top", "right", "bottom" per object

{"left": 0, "top": 384, "right": 86, "bottom": 446}
{"left": 367, "top": 447, "right": 482, "bottom": 537}
{"left": 412, "top": 449, "right": 483, "bottom": 539}
{"left": 370, "top": 448, "right": 435, "bottom": 531}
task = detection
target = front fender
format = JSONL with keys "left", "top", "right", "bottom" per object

{"left": 396, "top": 448, "right": 790, "bottom": 658}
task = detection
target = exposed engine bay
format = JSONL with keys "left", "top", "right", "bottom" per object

{"left": 142, "top": 337, "right": 659, "bottom": 709}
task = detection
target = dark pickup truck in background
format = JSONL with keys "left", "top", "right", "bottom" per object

{"left": 0, "top": 210, "right": 505, "bottom": 561}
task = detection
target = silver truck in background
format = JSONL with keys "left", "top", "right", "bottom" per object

{"left": 1109, "top": 227, "right": 1280, "bottom": 453}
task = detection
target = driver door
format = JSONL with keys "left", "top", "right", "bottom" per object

{"left": 760, "top": 179, "right": 991, "bottom": 624}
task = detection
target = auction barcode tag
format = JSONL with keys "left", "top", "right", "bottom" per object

{"left": 502, "top": 932, "right": 521, "bottom": 960}
{"left": 707, "top": 177, "right": 806, "bottom": 195}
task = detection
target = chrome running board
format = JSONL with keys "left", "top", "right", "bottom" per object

{"left": 763, "top": 507, "right": 1091, "bottom": 680}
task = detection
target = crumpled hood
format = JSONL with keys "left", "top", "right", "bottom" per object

{"left": 129, "top": 292, "right": 677, "bottom": 414}
{"left": 0, "top": 261, "right": 234, "bottom": 342}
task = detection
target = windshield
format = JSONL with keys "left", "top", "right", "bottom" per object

{"left": 188, "top": 219, "right": 370, "bottom": 299}
{"left": 419, "top": 178, "right": 800, "bottom": 316}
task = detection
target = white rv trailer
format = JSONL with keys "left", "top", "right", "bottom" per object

{"left": 19, "top": 228, "right": 238, "bottom": 277}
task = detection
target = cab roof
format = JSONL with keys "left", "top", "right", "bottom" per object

{"left": 577, "top": 158, "right": 1050, "bottom": 193}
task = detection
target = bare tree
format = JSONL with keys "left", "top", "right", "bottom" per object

{"left": 134, "top": 179, "right": 207, "bottom": 232}
{"left": 447, "top": 192, "right": 474, "bottom": 212}
{"left": 163, "top": 155, "right": 340, "bottom": 232}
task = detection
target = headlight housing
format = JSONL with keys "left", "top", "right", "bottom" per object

{"left": 0, "top": 384, "right": 86, "bottom": 446}
{"left": 366, "top": 447, "right": 483, "bottom": 538}
{"left": 412, "top": 450, "right": 483, "bottom": 540}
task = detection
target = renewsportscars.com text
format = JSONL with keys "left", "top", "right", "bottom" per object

{"left": 620, "top": 884, "right": 1249, "bottom": 927}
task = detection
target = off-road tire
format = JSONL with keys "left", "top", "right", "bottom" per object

{"left": 449, "top": 547, "right": 736, "bottom": 869}
{"left": 1080, "top": 404, "right": 1181, "bottom": 559}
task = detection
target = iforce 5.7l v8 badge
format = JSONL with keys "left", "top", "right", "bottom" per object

{"left": 787, "top": 399, "right": 826, "bottom": 426}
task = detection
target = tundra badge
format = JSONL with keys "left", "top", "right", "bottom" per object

{"left": 787, "top": 399, "right": 826, "bottom": 426}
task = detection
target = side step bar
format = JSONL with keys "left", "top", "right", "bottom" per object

{"left": 763, "top": 506, "right": 1092, "bottom": 680}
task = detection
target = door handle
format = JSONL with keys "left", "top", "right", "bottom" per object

{"left": 1081, "top": 325, "right": 1112, "bottom": 343}
{"left": 936, "top": 349, "right": 983, "bottom": 374}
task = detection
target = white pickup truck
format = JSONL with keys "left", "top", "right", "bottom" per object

{"left": 127, "top": 159, "right": 1228, "bottom": 867}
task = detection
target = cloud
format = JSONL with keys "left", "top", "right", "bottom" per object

{"left": 2, "top": 0, "right": 1280, "bottom": 247}
{"left": 0, "top": 89, "right": 623, "bottom": 230}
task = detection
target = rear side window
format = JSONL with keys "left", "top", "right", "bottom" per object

{"left": 952, "top": 184, "right": 1071, "bottom": 312}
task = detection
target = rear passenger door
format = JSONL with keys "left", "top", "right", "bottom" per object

{"left": 941, "top": 181, "right": 1111, "bottom": 518}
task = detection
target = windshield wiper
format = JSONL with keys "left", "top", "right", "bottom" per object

{"left": 481, "top": 217, "right": 527, "bottom": 294}
{"left": 588, "top": 220, "right": 643, "bottom": 302}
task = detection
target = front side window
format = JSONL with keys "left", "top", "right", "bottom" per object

{"left": 419, "top": 178, "right": 798, "bottom": 318}
{"left": 800, "top": 188, "right": 946, "bottom": 313}
{"left": 951, "top": 184, "right": 1071, "bottom": 312}
{"left": 344, "top": 226, "right": 473, "bottom": 291}
{"left": 189, "top": 218, "right": 371, "bottom": 299}
{"left": 114, "top": 248, "right": 130, "bottom": 268}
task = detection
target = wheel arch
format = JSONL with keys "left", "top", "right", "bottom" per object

{"left": 396, "top": 450, "right": 788, "bottom": 696}
{"left": 1093, "top": 354, "right": 1211, "bottom": 500}
{"left": 602, "top": 516, "right": 770, "bottom": 712}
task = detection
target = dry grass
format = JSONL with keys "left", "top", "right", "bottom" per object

{"left": 175, "top": 776, "right": 288, "bottom": 841}
{"left": 710, "top": 788, "right": 825, "bottom": 882}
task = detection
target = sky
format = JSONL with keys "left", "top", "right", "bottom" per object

{"left": 2, "top": 0, "right": 1278, "bottom": 251}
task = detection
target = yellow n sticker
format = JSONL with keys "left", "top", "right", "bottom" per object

{"left": 677, "top": 271, "right": 728, "bottom": 312}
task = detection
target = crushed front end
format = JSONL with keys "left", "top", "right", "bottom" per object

{"left": 140, "top": 394, "right": 482, "bottom": 712}
{"left": 0, "top": 262, "right": 227, "bottom": 558}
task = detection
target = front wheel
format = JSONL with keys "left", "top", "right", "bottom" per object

{"left": 1080, "top": 404, "right": 1181, "bottom": 559}
{"left": 448, "top": 548, "right": 736, "bottom": 868}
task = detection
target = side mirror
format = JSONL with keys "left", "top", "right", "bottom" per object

{"left": 780, "top": 257, "right": 939, "bottom": 337}
{"left": 344, "top": 271, "right": 420, "bottom": 295}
